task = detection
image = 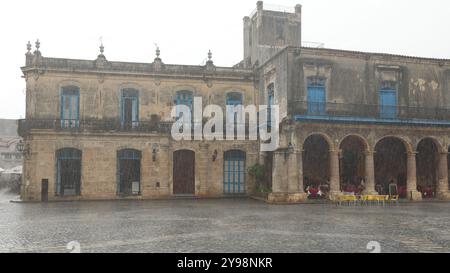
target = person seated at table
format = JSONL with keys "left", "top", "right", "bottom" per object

{"left": 398, "top": 186, "right": 407, "bottom": 198}
{"left": 357, "top": 178, "right": 365, "bottom": 194}
{"left": 307, "top": 185, "right": 319, "bottom": 199}
{"left": 375, "top": 183, "right": 383, "bottom": 195}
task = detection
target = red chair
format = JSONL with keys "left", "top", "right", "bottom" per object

{"left": 421, "top": 187, "right": 434, "bottom": 198}
{"left": 398, "top": 186, "right": 407, "bottom": 199}
{"left": 308, "top": 188, "right": 319, "bottom": 199}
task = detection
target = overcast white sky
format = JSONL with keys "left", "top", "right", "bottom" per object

{"left": 1, "top": 0, "right": 449, "bottom": 119}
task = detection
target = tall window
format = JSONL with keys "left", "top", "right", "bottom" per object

{"left": 224, "top": 150, "right": 246, "bottom": 194}
{"left": 379, "top": 81, "right": 398, "bottom": 119}
{"left": 267, "top": 83, "right": 274, "bottom": 129}
{"left": 175, "top": 90, "right": 194, "bottom": 125}
{"left": 117, "top": 149, "right": 141, "bottom": 195}
{"left": 226, "top": 92, "right": 243, "bottom": 126}
{"left": 307, "top": 77, "right": 326, "bottom": 115}
{"left": 121, "top": 89, "right": 139, "bottom": 129}
{"left": 56, "top": 148, "right": 82, "bottom": 196}
{"left": 60, "top": 86, "right": 80, "bottom": 128}
{"left": 175, "top": 90, "right": 194, "bottom": 114}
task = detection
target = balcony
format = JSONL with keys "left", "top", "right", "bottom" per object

{"left": 291, "top": 101, "right": 450, "bottom": 127}
{"left": 18, "top": 119, "right": 174, "bottom": 137}
{"left": 17, "top": 119, "right": 258, "bottom": 138}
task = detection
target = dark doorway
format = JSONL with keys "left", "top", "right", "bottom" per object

{"left": 173, "top": 150, "right": 195, "bottom": 195}
{"left": 375, "top": 137, "right": 407, "bottom": 197}
{"left": 117, "top": 149, "right": 141, "bottom": 195}
{"left": 41, "top": 179, "right": 49, "bottom": 202}
{"left": 340, "top": 136, "right": 366, "bottom": 194}
{"left": 56, "top": 148, "right": 82, "bottom": 196}
{"left": 416, "top": 138, "right": 439, "bottom": 198}
{"left": 303, "top": 135, "right": 330, "bottom": 190}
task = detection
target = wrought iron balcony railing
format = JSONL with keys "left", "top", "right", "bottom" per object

{"left": 17, "top": 119, "right": 259, "bottom": 138}
{"left": 18, "top": 119, "right": 174, "bottom": 137}
{"left": 291, "top": 101, "right": 450, "bottom": 122}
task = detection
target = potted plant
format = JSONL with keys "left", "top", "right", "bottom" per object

{"left": 247, "top": 164, "right": 271, "bottom": 196}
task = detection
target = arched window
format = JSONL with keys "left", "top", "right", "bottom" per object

{"left": 226, "top": 92, "right": 243, "bottom": 125}
{"left": 223, "top": 150, "right": 246, "bottom": 194}
{"left": 379, "top": 81, "right": 397, "bottom": 119}
{"left": 307, "top": 76, "right": 326, "bottom": 115}
{"left": 120, "top": 88, "right": 139, "bottom": 129}
{"left": 175, "top": 90, "right": 193, "bottom": 117}
{"left": 56, "top": 148, "right": 82, "bottom": 196}
{"left": 267, "top": 83, "right": 274, "bottom": 129}
{"left": 60, "top": 86, "right": 80, "bottom": 128}
{"left": 117, "top": 149, "right": 141, "bottom": 195}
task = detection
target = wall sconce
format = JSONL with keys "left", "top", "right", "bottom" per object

{"left": 152, "top": 144, "right": 158, "bottom": 162}
{"left": 16, "top": 140, "right": 30, "bottom": 158}
{"left": 212, "top": 150, "right": 218, "bottom": 162}
{"left": 284, "top": 142, "right": 294, "bottom": 160}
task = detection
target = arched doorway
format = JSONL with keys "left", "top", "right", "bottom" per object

{"left": 303, "top": 134, "right": 330, "bottom": 192}
{"left": 416, "top": 138, "right": 439, "bottom": 198}
{"left": 173, "top": 150, "right": 195, "bottom": 195}
{"left": 375, "top": 137, "right": 408, "bottom": 197}
{"left": 339, "top": 136, "right": 367, "bottom": 194}
{"left": 117, "top": 149, "right": 141, "bottom": 195}
{"left": 56, "top": 148, "right": 82, "bottom": 196}
{"left": 223, "top": 150, "right": 246, "bottom": 194}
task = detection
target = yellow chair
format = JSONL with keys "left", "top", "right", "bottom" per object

{"left": 341, "top": 195, "right": 358, "bottom": 206}
{"left": 389, "top": 195, "right": 399, "bottom": 205}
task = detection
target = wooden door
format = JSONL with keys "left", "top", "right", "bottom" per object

{"left": 173, "top": 150, "right": 195, "bottom": 195}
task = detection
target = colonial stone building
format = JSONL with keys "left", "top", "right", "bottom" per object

{"left": 19, "top": 1, "right": 450, "bottom": 202}
{"left": 0, "top": 119, "right": 22, "bottom": 170}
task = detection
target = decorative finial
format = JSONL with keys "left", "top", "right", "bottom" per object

{"left": 26, "top": 41, "right": 32, "bottom": 53}
{"left": 208, "top": 50, "right": 212, "bottom": 61}
{"left": 99, "top": 37, "right": 104, "bottom": 54}
{"left": 156, "top": 46, "right": 160, "bottom": 58}
{"left": 35, "top": 39, "right": 40, "bottom": 50}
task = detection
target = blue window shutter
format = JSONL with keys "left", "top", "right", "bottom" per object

{"left": 307, "top": 86, "right": 326, "bottom": 115}
{"left": 380, "top": 90, "right": 397, "bottom": 119}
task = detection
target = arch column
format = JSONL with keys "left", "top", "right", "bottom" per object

{"left": 364, "top": 151, "right": 378, "bottom": 195}
{"left": 407, "top": 151, "right": 422, "bottom": 201}
{"left": 296, "top": 149, "right": 305, "bottom": 194}
{"left": 437, "top": 152, "right": 450, "bottom": 200}
{"left": 271, "top": 150, "right": 287, "bottom": 193}
{"left": 198, "top": 143, "right": 209, "bottom": 196}
{"left": 329, "top": 149, "right": 341, "bottom": 196}
{"left": 286, "top": 149, "right": 307, "bottom": 202}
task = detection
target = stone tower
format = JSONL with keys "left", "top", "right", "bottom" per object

{"left": 243, "top": 1, "right": 302, "bottom": 68}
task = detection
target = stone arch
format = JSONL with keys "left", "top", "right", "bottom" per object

{"left": 303, "top": 132, "right": 335, "bottom": 151}
{"left": 416, "top": 136, "right": 445, "bottom": 153}
{"left": 375, "top": 135, "right": 413, "bottom": 154}
{"left": 338, "top": 134, "right": 370, "bottom": 152}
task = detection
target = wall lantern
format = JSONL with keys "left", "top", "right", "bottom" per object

{"left": 212, "top": 150, "right": 218, "bottom": 162}
{"left": 16, "top": 140, "right": 30, "bottom": 158}
{"left": 152, "top": 144, "right": 158, "bottom": 162}
{"left": 284, "top": 142, "right": 294, "bottom": 160}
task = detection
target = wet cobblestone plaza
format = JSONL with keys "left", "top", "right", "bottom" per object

{"left": 0, "top": 191, "right": 449, "bottom": 253}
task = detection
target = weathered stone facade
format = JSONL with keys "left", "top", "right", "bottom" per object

{"left": 19, "top": 1, "right": 450, "bottom": 202}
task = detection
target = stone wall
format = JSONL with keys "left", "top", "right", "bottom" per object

{"left": 21, "top": 133, "right": 258, "bottom": 201}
